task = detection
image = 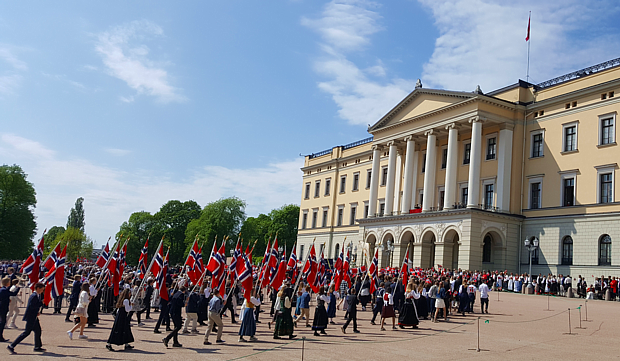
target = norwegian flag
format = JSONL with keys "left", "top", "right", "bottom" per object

{"left": 257, "top": 239, "right": 271, "bottom": 288}
{"left": 43, "top": 245, "right": 66, "bottom": 306}
{"left": 238, "top": 249, "right": 254, "bottom": 302}
{"left": 270, "top": 249, "right": 287, "bottom": 291}
{"left": 193, "top": 246, "right": 204, "bottom": 286}
{"left": 185, "top": 239, "right": 199, "bottom": 283}
{"left": 151, "top": 244, "right": 164, "bottom": 279}
{"left": 119, "top": 243, "right": 127, "bottom": 276}
{"left": 21, "top": 232, "right": 45, "bottom": 289}
{"left": 206, "top": 241, "right": 222, "bottom": 274}
{"left": 107, "top": 243, "right": 121, "bottom": 296}
{"left": 157, "top": 250, "right": 170, "bottom": 301}
{"left": 209, "top": 241, "right": 226, "bottom": 291}
{"left": 44, "top": 243, "right": 61, "bottom": 270}
{"left": 315, "top": 247, "right": 325, "bottom": 288}
{"left": 261, "top": 238, "right": 278, "bottom": 289}
{"left": 400, "top": 248, "right": 411, "bottom": 286}
{"left": 303, "top": 244, "right": 319, "bottom": 293}
{"left": 96, "top": 241, "right": 110, "bottom": 268}
{"left": 368, "top": 249, "right": 379, "bottom": 294}
{"left": 287, "top": 244, "right": 298, "bottom": 284}
{"left": 342, "top": 249, "right": 352, "bottom": 287}
{"left": 138, "top": 238, "right": 149, "bottom": 279}
{"left": 229, "top": 241, "right": 239, "bottom": 280}
{"left": 333, "top": 244, "right": 344, "bottom": 287}
{"left": 268, "top": 237, "right": 279, "bottom": 269}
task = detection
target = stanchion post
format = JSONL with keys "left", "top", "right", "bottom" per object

{"left": 477, "top": 316, "right": 481, "bottom": 352}
{"left": 585, "top": 300, "right": 588, "bottom": 321}
{"left": 578, "top": 305, "right": 582, "bottom": 329}
{"left": 302, "top": 336, "right": 306, "bottom": 361}
{"left": 568, "top": 308, "right": 571, "bottom": 335}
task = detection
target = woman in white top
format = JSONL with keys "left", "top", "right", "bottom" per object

{"left": 106, "top": 288, "right": 135, "bottom": 351}
{"left": 68, "top": 283, "right": 91, "bottom": 339}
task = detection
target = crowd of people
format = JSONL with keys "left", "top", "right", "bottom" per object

{"left": 1, "top": 258, "right": 620, "bottom": 355}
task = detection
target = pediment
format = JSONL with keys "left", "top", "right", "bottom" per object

{"left": 369, "top": 89, "right": 476, "bottom": 132}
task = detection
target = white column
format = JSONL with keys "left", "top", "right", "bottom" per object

{"left": 467, "top": 117, "right": 482, "bottom": 208}
{"left": 496, "top": 127, "right": 513, "bottom": 212}
{"left": 393, "top": 153, "right": 403, "bottom": 214}
{"left": 401, "top": 136, "right": 416, "bottom": 213}
{"left": 422, "top": 130, "right": 437, "bottom": 212}
{"left": 368, "top": 145, "right": 382, "bottom": 217}
{"left": 384, "top": 142, "right": 398, "bottom": 216}
{"left": 443, "top": 124, "right": 459, "bottom": 209}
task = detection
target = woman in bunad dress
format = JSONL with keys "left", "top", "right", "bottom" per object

{"left": 508, "top": 274, "right": 514, "bottom": 292}
{"left": 515, "top": 275, "right": 523, "bottom": 293}
{"left": 273, "top": 286, "right": 297, "bottom": 339}
{"left": 398, "top": 283, "right": 419, "bottom": 329}
{"left": 416, "top": 283, "right": 428, "bottom": 320}
{"left": 326, "top": 285, "right": 339, "bottom": 325}
{"left": 379, "top": 286, "right": 396, "bottom": 331}
{"left": 106, "top": 288, "right": 135, "bottom": 351}
{"left": 458, "top": 281, "right": 470, "bottom": 316}
{"left": 312, "top": 286, "right": 330, "bottom": 336}
{"left": 238, "top": 290, "right": 260, "bottom": 342}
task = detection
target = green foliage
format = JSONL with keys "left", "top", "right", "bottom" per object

{"left": 43, "top": 226, "right": 65, "bottom": 257}
{"left": 185, "top": 197, "right": 246, "bottom": 260}
{"left": 67, "top": 197, "right": 85, "bottom": 231}
{"left": 240, "top": 204, "right": 299, "bottom": 257}
{"left": 51, "top": 227, "right": 93, "bottom": 262}
{"left": 239, "top": 214, "right": 271, "bottom": 256}
{"left": 0, "top": 164, "right": 37, "bottom": 260}
{"left": 154, "top": 200, "right": 201, "bottom": 265}
{"left": 116, "top": 211, "right": 163, "bottom": 266}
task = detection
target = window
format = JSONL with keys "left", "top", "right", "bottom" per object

{"left": 314, "top": 181, "right": 321, "bottom": 198}
{"left": 335, "top": 244, "right": 340, "bottom": 259}
{"left": 562, "top": 236, "right": 573, "bottom": 265}
{"left": 486, "top": 137, "right": 496, "bottom": 160}
{"left": 322, "top": 209, "right": 328, "bottom": 227}
{"left": 530, "top": 182, "right": 541, "bottom": 209}
{"left": 366, "top": 170, "right": 372, "bottom": 189}
{"left": 461, "top": 187, "right": 468, "bottom": 205}
{"left": 532, "top": 133, "right": 544, "bottom": 158}
{"left": 563, "top": 178, "right": 575, "bottom": 206}
{"left": 600, "top": 173, "right": 613, "bottom": 203}
{"left": 599, "top": 235, "right": 612, "bottom": 266}
{"left": 381, "top": 166, "right": 388, "bottom": 186}
{"left": 564, "top": 124, "right": 577, "bottom": 152}
{"left": 379, "top": 201, "right": 385, "bottom": 216}
{"left": 419, "top": 191, "right": 424, "bottom": 207}
{"left": 301, "top": 212, "right": 308, "bottom": 229}
{"left": 352, "top": 173, "right": 360, "bottom": 191}
{"left": 364, "top": 203, "right": 369, "bottom": 218}
{"left": 482, "top": 235, "right": 492, "bottom": 263}
{"left": 438, "top": 189, "right": 445, "bottom": 210}
{"left": 441, "top": 148, "right": 448, "bottom": 169}
{"left": 484, "top": 183, "right": 494, "bottom": 209}
{"left": 601, "top": 116, "right": 615, "bottom": 145}
{"left": 339, "top": 176, "right": 346, "bottom": 194}
{"left": 299, "top": 245, "right": 304, "bottom": 259}
{"left": 325, "top": 178, "right": 331, "bottom": 196}
{"left": 304, "top": 183, "right": 310, "bottom": 199}
{"left": 337, "top": 207, "right": 344, "bottom": 226}
{"left": 421, "top": 153, "right": 426, "bottom": 173}
{"left": 349, "top": 205, "right": 357, "bottom": 225}
{"left": 463, "top": 143, "right": 471, "bottom": 165}
{"left": 312, "top": 210, "right": 318, "bottom": 228}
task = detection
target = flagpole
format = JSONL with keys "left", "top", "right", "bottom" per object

{"left": 526, "top": 11, "right": 531, "bottom": 82}
{"left": 131, "top": 238, "right": 164, "bottom": 304}
{"left": 392, "top": 243, "right": 410, "bottom": 297}
{"left": 94, "top": 236, "right": 122, "bottom": 289}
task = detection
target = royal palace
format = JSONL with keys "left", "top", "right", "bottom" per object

{"left": 296, "top": 58, "right": 620, "bottom": 280}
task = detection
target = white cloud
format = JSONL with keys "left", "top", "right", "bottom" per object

{"left": 0, "top": 45, "right": 27, "bottom": 96}
{"left": 0, "top": 74, "right": 22, "bottom": 96}
{"left": 418, "top": 0, "right": 620, "bottom": 91}
{"left": 0, "top": 46, "right": 27, "bottom": 71}
{"left": 304, "top": 0, "right": 416, "bottom": 126}
{"left": 95, "top": 20, "right": 185, "bottom": 103}
{"left": 0, "top": 134, "right": 302, "bottom": 246}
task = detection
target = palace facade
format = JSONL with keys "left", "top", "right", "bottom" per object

{"left": 296, "top": 57, "right": 620, "bottom": 281}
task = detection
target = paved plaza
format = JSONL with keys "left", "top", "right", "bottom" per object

{"left": 3, "top": 291, "right": 619, "bottom": 360}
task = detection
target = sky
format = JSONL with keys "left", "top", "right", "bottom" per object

{"left": 2, "top": 0, "right": 620, "bottom": 248}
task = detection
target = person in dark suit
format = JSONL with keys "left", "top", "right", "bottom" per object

{"left": 7, "top": 282, "right": 45, "bottom": 354}
{"left": 162, "top": 286, "right": 186, "bottom": 348}
{"left": 137, "top": 279, "right": 154, "bottom": 322}
{"left": 341, "top": 288, "right": 360, "bottom": 334}
{"left": 65, "top": 275, "right": 82, "bottom": 322}
{"left": 0, "top": 276, "right": 20, "bottom": 342}
{"left": 153, "top": 283, "right": 171, "bottom": 333}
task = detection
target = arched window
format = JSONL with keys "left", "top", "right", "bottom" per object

{"left": 482, "top": 235, "right": 492, "bottom": 263}
{"left": 599, "top": 235, "right": 612, "bottom": 266}
{"left": 562, "top": 236, "right": 573, "bottom": 265}
{"left": 335, "top": 243, "right": 340, "bottom": 259}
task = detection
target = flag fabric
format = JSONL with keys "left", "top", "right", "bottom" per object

{"left": 229, "top": 241, "right": 239, "bottom": 280}
{"left": 342, "top": 249, "right": 351, "bottom": 287}
{"left": 238, "top": 249, "right": 254, "bottom": 302}
{"left": 258, "top": 239, "right": 271, "bottom": 287}
{"left": 108, "top": 243, "right": 121, "bottom": 296}
{"left": 368, "top": 249, "right": 379, "bottom": 294}
{"left": 43, "top": 245, "right": 66, "bottom": 305}
{"left": 304, "top": 244, "right": 319, "bottom": 293}
{"left": 185, "top": 240, "right": 199, "bottom": 284}
{"left": 400, "top": 248, "right": 410, "bottom": 286}
{"left": 206, "top": 241, "right": 221, "bottom": 273}
{"left": 157, "top": 250, "right": 170, "bottom": 301}
{"left": 151, "top": 245, "right": 164, "bottom": 280}
{"left": 287, "top": 245, "right": 298, "bottom": 284}
{"left": 193, "top": 246, "right": 204, "bottom": 286}
{"left": 119, "top": 243, "right": 127, "bottom": 277}
{"left": 525, "top": 13, "right": 531, "bottom": 41}
{"left": 270, "top": 250, "right": 287, "bottom": 291}
{"left": 261, "top": 238, "right": 278, "bottom": 288}
{"left": 138, "top": 238, "right": 149, "bottom": 279}
{"left": 21, "top": 234, "right": 45, "bottom": 289}
{"left": 44, "top": 243, "right": 61, "bottom": 271}
{"left": 96, "top": 241, "right": 110, "bottom": 268}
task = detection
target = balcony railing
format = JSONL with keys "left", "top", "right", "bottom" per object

{"left": 342, "top": 136, "right": 373, "bottom": 150}
{"left": 308, "top": 148, "right": 332, "bottom": 159}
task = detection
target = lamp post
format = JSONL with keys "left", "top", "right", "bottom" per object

{"left": 524, "top": 237, "right": 539, "bottom": 290}
{"left": 381, "top": 238, "right": 395, "bottom": 268}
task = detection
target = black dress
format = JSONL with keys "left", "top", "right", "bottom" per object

{"left": 398, "top": 296, "right": 419, "bottom": 327}
{"left": 416, "top": 294, "right": 428, "bottom": 319}
{"left": 312, "top": 296, "right": 328, "bottom": 331}
{"left": 107, "top": 304, "right": 134, "bottom": 346}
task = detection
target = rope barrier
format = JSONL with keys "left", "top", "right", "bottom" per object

{"left": 482, "top": 309, "right": 568, "bottom": 324}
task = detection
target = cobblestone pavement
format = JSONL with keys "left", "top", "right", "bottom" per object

{"left": 2, "top": 291, "right": 619, "bottom": 360}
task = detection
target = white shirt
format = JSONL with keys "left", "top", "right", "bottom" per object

{"left": 89, "top": 284, "right": 97, "bottom": 297}
{"left": 479, "top": 283, "right": 489, "bottom": 298}
{"left": 78, "top": 290, "right": 90, "bottom": 308}
{"left": 204, "top": 287, "right": 212, "bottom": 298}
{"left": 123, "top": 298, "right": 132, "bottom": 312}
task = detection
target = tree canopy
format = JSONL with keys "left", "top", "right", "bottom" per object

{"left": 67, "top": 197, "right": 85, "bottom": 231}
{"left": 240, "top": 204, "right": 299, "bottom": 257}
{"left": 0, "top": 164, "right": 37, "bottom": 260}
{"left": 49, "top": 227, "right": 93, "bottom": 263}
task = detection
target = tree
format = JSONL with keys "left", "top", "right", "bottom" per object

{"left": 239, "top": 213, "right": 272, "bottom": 256}
{"left": 185, "top": 197, "right": 246, "bottom": 260}
{"left": 67, "top": 197, "right": 85, "bottom": 231}
{"left": 268, "top": 204, "right": 299, "bottom": 254}
{"left": 155, "top": 200, "right": 201, "bottom": 265}
{"left": 50, "top": 227, "right": 93, "bottom": 263}
{"left": 43, "top": 226, "right": 66, "bottom": 257}
{"left": 0, "top": 164, "right": 37, "bottom": 260}
{"left": 117, "top": 211, "right": 162, "bottom": 265}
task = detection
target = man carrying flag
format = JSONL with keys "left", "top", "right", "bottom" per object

{"left": 153, "top": 247, "right": 170, "bottom": 334}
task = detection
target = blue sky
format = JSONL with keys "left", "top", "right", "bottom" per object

{"left": 2, "top": 0, "right": 620, "bottom": 247}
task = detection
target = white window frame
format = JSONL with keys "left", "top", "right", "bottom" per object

{"left": 322, "top": 206, "right": 329, "bottom": 227}
{"left": 485, "top": 133, "right": 498, "bottom": 161}
{"left": 530, "top": 129, "right": 545, "bottom": 158}
{"left": 324, "top": 178, "right": 331, "bottom": 196}
{"left": 417, "top": 189, "right": 424, "bottom": 207}
{"left": 336, "top": 205, "right": 345, "bottom": 226}
{"left": 595, "top": 164, "right": 617, "bottom": 203}
{"left": 481, "top": 177, "right": 496, "bottom": 208}
{"left": 378, "top": 198, "right": 386, "bottom": 216}
{"left": 440, "top": 145, "right": 448, "bottom": 169}
{"left": 598, "top": 112, "right": 617, "bottom": 146}
{"left": 381, "top": 165, "right": 388, "bottom": 186}
{"left": 301, "top": 210, "right": 309, "bottom": 229}
{"left": 304, "top": 182, "right": 311, "bottom": 199}
{"left": 311, "top": 208, "right": 319, "bottom": 228}
{"left": 339, "top": 175, "right": 347, "bottom": 194}
{"left": 562, "top": 121, "right": 579, "bottom": 153}
{"left": 462, "top": 139, "right": 471, "bottom": 165}
{"left": 314, "top": 180, "right": 321, "bottom": 198}
{"left": 458, "top": 182, "right": 468, "bottom": 206}
{"left": 352, "top": 172, "right": 360, "bottom": 191}
{"left": 437, "top": 185, "right": 445, "bottom": 209}
{"left": 349, "top": 202, "right": 358, "bottom": 225}
{"left": 559, "top": 171, "right": 578, "bottom": 207}
{"left": 527, "top": 176, "right": 543, "bottom": 209}
{"left": 363, "top": 200, "right": 369, "bottom": 218}
{"left": 366, "top": 169, "right": 372, "bottom": 189}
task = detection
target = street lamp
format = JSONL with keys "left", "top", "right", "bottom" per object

{"left": 382, "top": 238, "right": 395, "bottom": 268}
{"left": 524, "top": 237, "right": 539, "bottom": 289}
